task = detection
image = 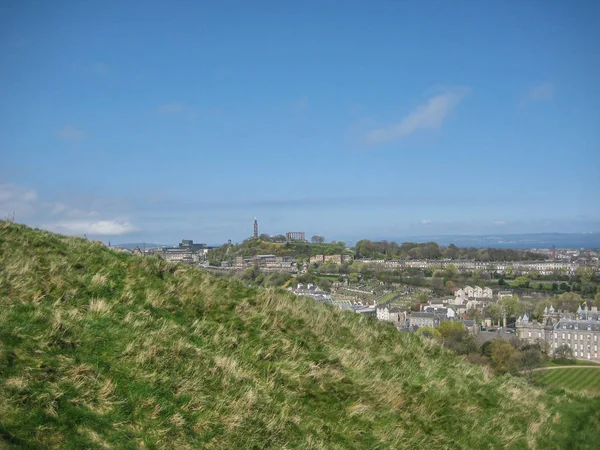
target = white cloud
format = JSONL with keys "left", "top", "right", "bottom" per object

{"left": 365, "top": 88, "right": 468, "bottom": 145}
{"left": 420, "top": 219, "right": 432, "bottom": 225}
{"left": 47, "top": 220, "right": 137, "bottom": 236}
{"left": 492, "top": 220, "right": 506, "bottom": 225}
{"left": 527, "top": 82, "right": 554, "bottom": 102}
{"left": 57, "top": 125, "right": 86, "bottom": 141}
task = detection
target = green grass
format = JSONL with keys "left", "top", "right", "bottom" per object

{"left": 1, "top": 222, "right": 600, "bottom": 449}
{"left": 549, "top": 359, "right": 600, "bottom": 367}
{"left": 541, "top": 368, "right": 600, "bottom": 393}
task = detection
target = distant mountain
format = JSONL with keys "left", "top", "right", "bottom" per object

{"left": 350, "top": 233, "right": 600, "bottom": 249}
{"left": 111, "top": 242, "right": 171, "bottom": 250}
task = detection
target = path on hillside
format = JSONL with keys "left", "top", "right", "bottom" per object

{"left": 522, "top": 365, "right": 600, "bottom": 373}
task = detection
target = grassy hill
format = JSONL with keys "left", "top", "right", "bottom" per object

{"left": 1, "top": 221, "right": 599, "bottom": 449}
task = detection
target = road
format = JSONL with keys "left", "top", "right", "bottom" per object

{"left": 523, "top": 365, "right": 600, "bottom": 373}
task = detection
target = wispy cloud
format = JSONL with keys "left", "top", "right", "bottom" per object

{"left": 90, "top": 61, "right": 110, "bottom": 77}
{"left": 519, "top": 82, "right": 555, "bottom": 107}
{"left": 527, "top": 82, "right": 554, "bottom": 102}
{"left": 57, "top": 125, "right": 86, "bottom": 141}
{"left": 420, "top": 219, "right": 432, "bottom": 225}
{"left": 291, "top": 96, "right": 308, "bottom": 112}
{"left": 156, "top": 102, "right": 212, "bottom": 120}
{"left": 47, "top": 220, "right": 137, "bottom": 236}
{"left": 157, "top": 103, "right": 186, "bottom": 114}
{"left": 364, "top": 88, "right": 468, "bottom": 145}
{"left": 0, "top": 182, "right": 38, "bottom": 219}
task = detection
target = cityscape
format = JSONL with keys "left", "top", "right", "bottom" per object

{"left": 1, "top": 1, "right": 599, "bottom": 448}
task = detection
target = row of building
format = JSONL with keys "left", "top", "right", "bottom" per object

{"left": 357, "top": 259, "right": 597, "bottom": 276}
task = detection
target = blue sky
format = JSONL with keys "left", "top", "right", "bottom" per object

{"left": 1, "top": 0, "right": 599, "bottom": 244}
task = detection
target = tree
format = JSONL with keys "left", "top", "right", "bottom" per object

{"left": 499, "top": 295, "right": 522, "bottom": 318}
{"left": 319, "top": 279, "right": 332, "bottom": 292}
{"left": 311, "top": 235, "right": 325, "bottom": 244}
{"left": 520, "top": 347, "right": 546, "bottom": 372}
{"left": 491, "top": 340, "right": 520, "bottom": 374}
{"left": 513, "top": 276, "right": 531, "bottom": 289}
{"left": 481, "top": 340, "right": 493, "bottom": 358}
{"left": 556, "top": 292, "right": 582, "bottom": 312}
{"left": 488, "top": 303, "right": 504, "bottom": 326}
{"left": 532, "top": 299, "right": 553, "bottom": 320}
{"left": 416, "top": 326, "right": 441, "bottom": 339}
{"left": 431, "top": 277, "right": 444, "bottom": 292}
{"left": 444, "top": 264, "right": 458, "bottom": 280}
{"left": 504, "top": 265, "right": 515, "bottom": 279}
{"left": 437, "top": 322, "right": 477, "bottom": 355}
{"left": 445, "top": 280, "right": 456, "bottom": 292}
{"left": 553, "top": 344, "right": 574, "bottom": 362}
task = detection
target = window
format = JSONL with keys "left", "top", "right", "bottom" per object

{"left": 575, "top": 344, "right": 578, "bottom": 350}
{"left": 528, "top": 331, "right": 532, "bottom": 338}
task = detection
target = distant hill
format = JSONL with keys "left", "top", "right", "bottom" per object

{"left": 207, "top": 239, "right": 352, "bottom": 265}
{"left": 393, "top": 233, "right": 600, "bottom": 249}
{"left": 1, "top": 221, "right": 598, "bottom": 448}
{"left": 112, "top": 242, "right": 170, "bottom": 250}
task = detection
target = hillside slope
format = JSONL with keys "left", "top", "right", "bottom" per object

{"left": 0, "top": 222, "right": 598, "bottom": 449}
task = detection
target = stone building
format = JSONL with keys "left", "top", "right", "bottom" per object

{"left": 516, "top": 307, "right": 600, "bottom": 361}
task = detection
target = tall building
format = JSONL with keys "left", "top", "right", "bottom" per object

{"left": 253, "top": 218, "right": 258, "bottom": 238}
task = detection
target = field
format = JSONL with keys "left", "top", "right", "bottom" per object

{"left": 541, "top": 368, "right": 600, "bottom": 393}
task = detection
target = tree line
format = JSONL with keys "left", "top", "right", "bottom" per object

{"left": 353, "top": 240, "right": 548, "bottom": 261}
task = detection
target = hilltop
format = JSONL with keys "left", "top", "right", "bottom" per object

{"left": 1, "top": 222, "right": 599, "bottom": 448}
{"left": 207, "top": 238, "right": 350, "bottom": 266}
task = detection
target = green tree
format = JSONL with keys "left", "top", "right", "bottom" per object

{"left": 520, "top": 347, "right": 546, "bottom": 372}
{"left": 513, "top": 276, "right": 531, "bottom": 288}
{"left": 488, "top": 303, "right": 504, "bottom": 326}
{"left": 444, "top": 264, "right": 458, "bottom": 280}
{"left": 431, "top": 277, "right": 445, "bottom": 291}
{"left": 481, "top": 340, "right": 493, "bottom": 358}
{"left": 504, "top": 265, "right": 515, "bottom": 279}
{"left": 491, "top": 340, "right": 520, "bottom": 374}
{"left": 445, "top": 280, "right": 456, "bottom": 292}
{"left": 532, "top": 299, "right": 553, "bottom": 320}
{"left": 416, "top": 326, "right": 441, "bottom": 339}
{"left": 437, "top": 322, "right": 477, "bottom": 355}
{"left": 499, "top": 295, "right": 522, "bottom": 318}
{"left": 556, "top": 292, "right": 583, "bottom": 312}
{"left": 553, "top": 344, "right": 574, "bottom": 363}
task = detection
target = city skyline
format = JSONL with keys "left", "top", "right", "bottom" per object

{"left": 1, "top": 1, "right": 599, "bottom": 244}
